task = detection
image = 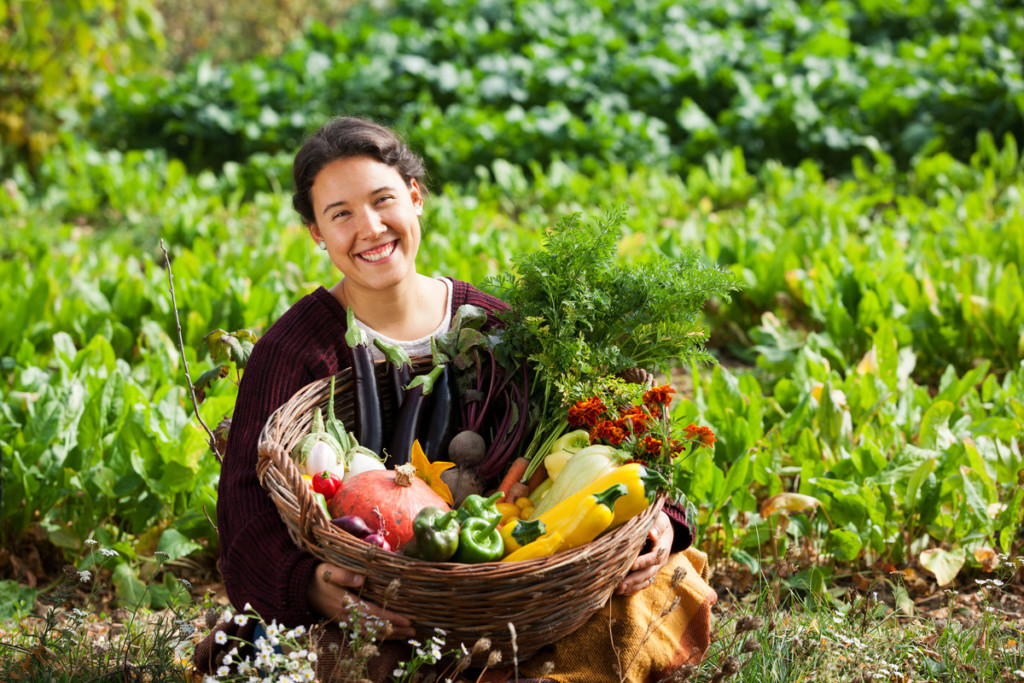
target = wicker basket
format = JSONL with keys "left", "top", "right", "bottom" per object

{"left": 256, "top": 356, "right": 664, "bottom": 664}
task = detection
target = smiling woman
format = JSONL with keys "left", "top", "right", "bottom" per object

{"left": 194, "top": 116, "right": 510, "bottom": 680}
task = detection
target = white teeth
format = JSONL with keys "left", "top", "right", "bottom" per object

{"left": 359, "top": 242, "right": 395, "bottom": 262}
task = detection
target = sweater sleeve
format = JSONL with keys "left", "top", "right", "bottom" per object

{"left": 217, "top": 290, "right": 348, "bottom": 626}
{"left": 664, "top": 500, "right": 695, "bottom": 554}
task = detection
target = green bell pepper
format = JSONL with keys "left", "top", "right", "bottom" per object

{"left": 405, "top": 506, "right": 460, "bottom": 562}
{"left": 455, "top": 491, "right": 504, "bottom": 526}
{"left": 452, "top": 515, "right": 503, "bottom": 564}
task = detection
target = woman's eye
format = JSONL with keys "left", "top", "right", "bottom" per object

{"left": 376, "top": 195, "right": 394, "bottom": 205}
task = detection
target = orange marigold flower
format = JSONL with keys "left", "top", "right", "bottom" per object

{"left": 643, "top": 384, "right": 676, "bottom": 408}
{"left": 618, "top": 405, "right": 652, "bottom": 434}
{"left": 641, "top": 436, "right": 663, "bottom": 455}
{"left": 694, "top": 426, "right": 716, "bottom": 448}
{"left": 568, "top": 396, "right": 607, "bottom": 428}
{"left": 670, "top": 439, "right": 686, "bottom": 455}
{"left": 591, "top": 420, "right": 627, "bottom": 446}
{"left": 684, "top": 424, "right": 716, "bottom": 448}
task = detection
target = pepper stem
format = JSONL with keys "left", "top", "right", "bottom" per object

{"left": 475, "top": 515, "right": 502, "bottom": 540}
{"left": 593, "top": 483, "right": 629, "bottom": 510}
{"left": 433, "top": 509, "right": 458, "bottom": 530}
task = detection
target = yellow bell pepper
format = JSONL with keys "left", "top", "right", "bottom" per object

{"left": 535, "top": 463, "right": 666, "bottom": 531}
{"left": 499, "top": 518, "right": 547, "bottom": 556}
{"left": 502, "top": 483, "right": 627, "bottom": 562}
{"left": 543, "top": 430, "right": 591, "bottom": 480}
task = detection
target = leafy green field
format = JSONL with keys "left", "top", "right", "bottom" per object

{"left": 1, "top": 0, "right": 1023, "bottom": 679}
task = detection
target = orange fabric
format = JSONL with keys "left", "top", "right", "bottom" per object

{"left": 514, "top": 548, "right": 716, "bottom": 683}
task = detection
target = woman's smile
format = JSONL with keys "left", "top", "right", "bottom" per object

{"left": 357, "top": 240, "right": 398, "bottom": 263}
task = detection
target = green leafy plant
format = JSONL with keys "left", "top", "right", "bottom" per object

{"left": 485, "top": 207, "right": 741, "bottom": 471}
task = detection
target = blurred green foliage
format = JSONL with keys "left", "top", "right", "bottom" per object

{"left": 90, "top": 0, "right": 1024, "bottom": 183}
{"left": 0, "top": 0, "right": 164, "bottom": 170}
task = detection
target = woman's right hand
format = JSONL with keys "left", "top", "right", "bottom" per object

{"left": 307, "top": 562, "right": 415, "bottom": 639}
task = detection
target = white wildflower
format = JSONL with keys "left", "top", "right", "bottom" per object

{"left": 234, "top": 614, "right": 248, "bottom": 627}
{"left": 77, "top": 570, "right": 91, "bottom": 583}
{"left": 179, "top": 578, "right": 192, "bottom": 588}
{"left": 217, "top": 665, "right": 230, "bottom": 676}
{"left": 85, "top": 539, "right": 98, "bottom": 546}
{"left": 215, "top": 631, "right": 228, "bottom": 645}
{"left": 100, "top": 548, "right": 119, "bottom": 557}
{"left": 307, "top": 651, "right": 318, "bottom": 662}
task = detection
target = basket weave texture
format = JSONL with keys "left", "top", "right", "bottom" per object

{"left": 256, "top": 356, "right": 664, "bottom": 663}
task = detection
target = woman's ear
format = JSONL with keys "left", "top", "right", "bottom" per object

{"left": 306, "top": 222, "right": 321, "bottom": 244}
{"left": 409, "top": 178, "right": 423, "bottom": 213}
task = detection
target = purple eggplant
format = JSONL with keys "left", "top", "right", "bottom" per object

{"left": 422, "top": 364, "right": 457, "bottom": 462}
{"left": 373, "top": 338, "right": 414, "bottom": 412}
{"left": 345, "top": 307, "right": 382, "bottom": 454}
{"left": 389, "top": 365, "right": 444, "bottom": 466}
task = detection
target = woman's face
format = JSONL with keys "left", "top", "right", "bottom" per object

{"left": 308, "top": 155, "right": 423, "bottom": 294}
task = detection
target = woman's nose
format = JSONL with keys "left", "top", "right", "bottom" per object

{"left": 355, "top": 208, "right": 386, "bottom": 239}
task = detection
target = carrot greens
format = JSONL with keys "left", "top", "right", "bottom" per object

{"left": 484, "top": 207, "right": 741, "bottom": 474}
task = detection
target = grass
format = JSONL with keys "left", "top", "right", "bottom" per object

{"left": 1, "top": 545, "right": 1021, "bottom": 682}
{"left": 687, "top": 556, "right": 1024, "bottom": 683}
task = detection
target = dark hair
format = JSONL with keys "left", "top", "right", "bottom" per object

{"left": 291, "top": 116, "right": 427, "bottom": 226}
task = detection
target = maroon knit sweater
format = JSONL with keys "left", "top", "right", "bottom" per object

{"left": 218, "top": 279, "right": 693, "bottom": 627}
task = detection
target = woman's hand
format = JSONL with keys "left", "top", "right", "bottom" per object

{"left": 307, "top": 562, "right": 415, "bottom": 639}
{"left": 614, "top": 511, "right": 673, "bottom": 596}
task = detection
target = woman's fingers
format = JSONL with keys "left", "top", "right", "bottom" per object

{"left": 614, "top": 512, "right": 674, "bottom": 596}
{"left": 309, "top": 563, "right": 415, "bottom": 639}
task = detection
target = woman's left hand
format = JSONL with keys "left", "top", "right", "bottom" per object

{"left": 614, "top": 511, "right": 673, "bottom": 596}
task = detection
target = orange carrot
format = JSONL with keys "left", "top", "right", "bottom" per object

{"left": 496, "top": 456, "right": 530, "bottom": 503}
{"left": 526, "top": 466, "right": 548, "bottom": 495}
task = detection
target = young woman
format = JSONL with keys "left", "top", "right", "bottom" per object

{"left": 196, "top": 117, "right": 708, "bottom": 681}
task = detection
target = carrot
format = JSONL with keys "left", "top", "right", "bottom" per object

{"left": 526, "top": 466, "right": 548, "bottom": 495}
{"left": 496, "top": 456, "right": 530, "bottom": 503}
{"left": 508, "top": 481, "right": 529, "bottom": 504}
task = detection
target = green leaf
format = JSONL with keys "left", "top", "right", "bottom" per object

{"left": 717, "top": 450, "right": 751, "bottom": 508}
{"left": 157, "top": 528, "right": 202, "bottom": 561}
{"left": 112, "top": 562, "right": 148, "bottom": 608}
{"left": 829, "top": 529, "right": 863, "bottom": 562}
{"left": 904, "top": 457, "right": 935, "bottom": 517}
{"left": 919, "top": 400, "right": 955, "bottom": 449}
{"left": 0, "top": 580, "right": 37, "bottom": 620}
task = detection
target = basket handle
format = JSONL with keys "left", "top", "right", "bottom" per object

{"left": 258, "top": 439, "right": 330, "bottom": 544}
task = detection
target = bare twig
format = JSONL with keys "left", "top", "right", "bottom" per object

{"left": 160, "top": 239, "right": 222, "bottom": 463}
